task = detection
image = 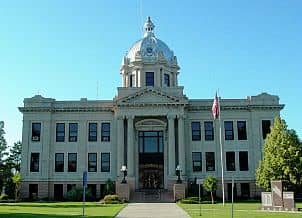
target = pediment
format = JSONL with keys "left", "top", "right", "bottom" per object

{"left": 116, "top": 88, "right": 188, "bottom": 106}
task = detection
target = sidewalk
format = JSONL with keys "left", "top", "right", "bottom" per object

{"left": 115, "top": 203, "right": 190, "bottom": 218}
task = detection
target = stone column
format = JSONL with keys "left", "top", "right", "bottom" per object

{"left": 116, "top": 116, "right": 124, "bottom": 174}
{"left": 168, "top": 115, "right": 175, "bottom": 176}
{"left": 127, "top": 115, "right": 134, "bottom": 176}
{"left": 178, "top": 115, "right": 186, "bottom": 175}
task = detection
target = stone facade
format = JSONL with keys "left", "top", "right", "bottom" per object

{"left": 19, "top": 17, "right": 284, "bottom": 200}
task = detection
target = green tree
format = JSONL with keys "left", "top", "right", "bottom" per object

{"left": 0, "top": 121, "right": 8, "bottom": 162}
{"left": 7, "top": 141, "right": 22, "bottom": 171}
{"left": 12, "top": 172, "right": 21, "bottom": 200}
{"left": 256, "top": 117, "right": 302, "bottom": 191}
{"left": 203, "top": 175, "right": 217, "bottom": 204}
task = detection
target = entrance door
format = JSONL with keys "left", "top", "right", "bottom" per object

{"left": 138, "top": 131, "right": 164, "bottom": 189}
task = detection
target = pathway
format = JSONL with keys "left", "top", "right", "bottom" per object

{"left": 115, "top": 203, "right": 190, "bottom": 218}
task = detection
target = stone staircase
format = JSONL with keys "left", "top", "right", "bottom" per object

{"left": 130, "top": 189, "right": 174, "bottom": 203}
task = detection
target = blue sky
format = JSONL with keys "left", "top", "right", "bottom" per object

{"left": 0, "top": 0, "right": 301, "bottom": 147}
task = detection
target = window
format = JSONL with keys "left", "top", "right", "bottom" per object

{"left": 164, "top": 74, "right": 170, "bottom": 87}
{"left": 237, "top": 121, "right": 247, "bottom": 140}
{"left": 226, "top": 151, "right": 235, "bottom": 171}
{"left": 55, "top": 153, "right": 64, "bottom": 172}
{"left": 239, "top": 151, "right": 249, "bottom": 171}
{"left": 145, "top": 72, "right": 154, "bottom": 86}
{"left": 129, "top": 74, "right": 135, "bottom": 87}
{"left": 101, "top": 153, "right": 110, "bottom": 172}
{"left": 88, "top": 153, "right": 97, "bottom": 172}
{"left": 191, "top": 122, "right": 201, "bottom": 141}
{"left": 139, "top": 131, "right": 163, "bottom": 153}
{"left": 262, "top": 120, "right": 271, "bottom": 139}
{"left": 206, "top": 152, "right": 215, "bottom": 171}
{"left": 29, "top": 184, "right": 38, "bottom": 199}
{"left": 69, "top": 123, "right": 78, "bottom": 142}
{"left": 240, "top": 183, "right": 250, "bottom": 199}
{"left": 30, "top": 153, "right": 39, "bottom": 172}
{"left": 68, "top": 153, "right": 77, "bottom": 172}
{"left": 32, "top": 123, "right": 41, "bottom": 141}
{"left": 204, "top": 121, "right": 214, "bottom": 141}
{"left": 88, "top": 123, "right": 97, "bottom": 141}
{"left": 224, "top": 121, "right": 234, "bottom": 140}
{"left": 192, "top": 152, "right": 202, "bottom": 172}
{"left": 67, "top": 184, "right": 76, "bottom": 192}
{"left": 87, "top": 184, "right": 97, "bottom": 201}
{"left": 56, "top": 123, "right": 65, "bottom": 142}
{"left": 101, "top": 123, "right": 110, "bottom": 142}
{"left": 53, "top": 184, "right": 63, "bottom": 201}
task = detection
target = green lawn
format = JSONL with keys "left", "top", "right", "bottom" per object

{"left": 179, "top": 202, "right": 302, "bottom": 218}
{"left": 0, "top": 202, "right": 125, "bottom": 218}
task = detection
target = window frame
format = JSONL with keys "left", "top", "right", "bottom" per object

{"left": 192, "top": 152, "right": 202, "bottom": 172}
{"left": 101, "top": 123, "right": 110, "bottom": 142}
{"left": 69, "top": 123, "right": 78, "bottom": 142}
{"left": 262, "top": 120, "right": 271, "bottom": 140}
{"left": 164, "top": 73, "right": 170, "bottom": 87}
{"left": 191, "top": 122, "right": 201, "bottom": 141}
{"left": 56, "top": 123, "right": 65, "bottom": 142}
{"left": 206, "top": 152, "right": 215, "bottom": 171}
{"left": 88, "top": 153, "right": 97, "bottom": 172}
{"left": 88, "top": 123, "right": 97, "bottom": 142}
{"left": 31, "top": 122, "right": 41, "bottom": 142}
{"left": 55, "top": 153, "right": 64, "bottom": 172}
{"left": 239, "top": 151, "right": 249, "bottom": 171}
{"left": 145, "top": 72, "right": 154, "bottom": 86}
{"left": 226, "top": 151, "right": 236, "bottom": 171}
{"left": 68, "top": 153, "right": 77, "bottom": 172}
{"left": 101, "top": 153, "right": 110, "bottom": 172}
{"left": 224, "top": 121, "right": 234, "bottom": 140}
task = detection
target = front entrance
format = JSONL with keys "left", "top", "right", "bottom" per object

{"left": 138, "top": 131, "right": 164, "bottom": 189}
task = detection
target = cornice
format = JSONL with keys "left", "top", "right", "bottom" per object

{"left": 187, "top": 104, "right": 285, "bottom": 112}
{"left": 19, "top": 106, "right": 114, "bottom": 113}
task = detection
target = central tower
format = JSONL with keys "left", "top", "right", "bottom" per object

{"left": 120, "top": 17, "right": 180, "bottom": 88}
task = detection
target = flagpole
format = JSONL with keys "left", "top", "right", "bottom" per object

{"left": 218, "top": 91, "right": 225, "bottom": 206}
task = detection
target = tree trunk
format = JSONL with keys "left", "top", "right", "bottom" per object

{"left": 211, "top": 191, "right": 214, "bottom": 204}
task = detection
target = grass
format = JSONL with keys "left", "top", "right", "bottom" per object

{"left": 0, "top": 202, "right": 125, "bottom": 218}
{"left": 179, "top": 202, "right": 302, "bottom": 218}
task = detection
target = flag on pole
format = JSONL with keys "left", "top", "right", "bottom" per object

{"left": 212, "top": 92, "right": 219, "bottom": 119}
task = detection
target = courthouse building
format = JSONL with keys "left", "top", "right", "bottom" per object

{"left": 19, "top": 17, "right": 284, "bottom": 200}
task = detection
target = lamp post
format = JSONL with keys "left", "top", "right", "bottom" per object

{"left": 120, "top": 165, "right": 127, "bottom": 184}
{"left": 176, "top": 165, "right": 182, "bottom": 184}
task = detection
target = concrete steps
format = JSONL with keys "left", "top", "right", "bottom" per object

{"left": 130, "top": 189, "right": 174, "bottom": 203}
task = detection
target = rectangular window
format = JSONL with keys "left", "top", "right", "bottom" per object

{"left": 30, "top": 153, "right": 39, "bottom": 172}
{"left": 55, "top": 153, "right": 64, "bottom": 172}
{"left": 68, "top": 153, "right": 77, "bottom": 172}
{"left": 192, "top": 152, "right": 202, "bottom": 172}
{"left": 101, "top": 153, "right": 110, "bottom": 172}
{"left": 262, "top": 120, "right": 271, "bottom": 139}
{"left": 191, "top": 122, "right": 201, "bottom": 141}
{"left": 164, "top": 73, "right": 170, "bottom": 87}
{"left": 237, "top": 121, "right": 247, "bottom": 140}
{"left": 69, "top": 123, "right": 78, "bottom": 142}
{"left": 31, "top": 123, "right": 41, "bottom": 141}
{"left": 129, "top": 74, "right": 135, "bottom": 87}
{"left": 53, "top": 184, "right": 64, "bottom": 201}
{"left": 226, "top": 151, "right": 235, "bottom": 171}
{"left": 239, "top": 151, "right": 249, "bottom": 171}
{"left": 241, "top": 183, "right": 250, "bottom": 199}
{"left": 88, "top": 123, "right": 97, "bottom": 142}
{"left": 206, "top": 152, "right": 215, "bottom": 171}
{"left": 29, "top": 184, "right": 38, "bottom": 199}
{"left": 56, "top": 123, "right": 65, "bottom": 142}
{"left": 224, "top": 121, "right": 234, "bottom": 140}
{"left": 145, "top": 72, "right": 154, "bottom": 86}
{"left": 101, "top": 123, "right": 110, "bottom": 142}
{"left": 204, "top": 121, "right": 214, "bottom": 141}
{"left": 88, "top": 153, "right": 97, "bottom": 172}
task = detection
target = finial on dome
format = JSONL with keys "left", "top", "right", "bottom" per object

{"left": 143, "top": 16, "right": 155, "bottom": 37}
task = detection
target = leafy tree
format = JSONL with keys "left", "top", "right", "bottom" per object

{"left": 0, "top": 121, "right": 8, "bottom": 162}
{"left": 256, "top": 116, "right": 302, "bottom": 191}
{"left": 104, "top": 179, "right": 115, "bottom": 195}
{"left": 203, "top": 175, "right": 217, "bottom": 204}
{"left": 6, "top": 141, "right": 22, "bottom": 171}
{"left": 12, "top": 172, "right": 21, "bottom": 200}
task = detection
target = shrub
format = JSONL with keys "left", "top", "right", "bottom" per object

{"left": 101, "top": 194, "right": 123, "bottom": 204}
{"left": 66, "top": 187, "right": 91, "bottom": 201}
{"left": 0, "top": 194, "right": 8, "bottom": 201}
{"left": 179, "top": 196, "right": 212, "bottom": 204}
{"left": 104, "top": 179, "right": 115, "bottom": 195}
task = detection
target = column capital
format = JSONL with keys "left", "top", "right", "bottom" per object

{"left": 126, "top": 115, "right": 135, "bottom": 120}
{"left": 167, "top": 114, "right": 176, "bottom": 120}
{"left": 177, "top": 114, "right": 186, "bottom": 120}
{"left": 117, "top": 115, "right": 124, "bottom": 120}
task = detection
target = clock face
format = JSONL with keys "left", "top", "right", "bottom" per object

{"left": 146, "top": 47, "right": 153, "bottom": 55}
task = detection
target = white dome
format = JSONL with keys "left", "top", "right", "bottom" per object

{"left": 125, "top": 17, "right": 175, "bottom": 64}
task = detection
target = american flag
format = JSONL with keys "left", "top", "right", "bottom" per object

{"left": 212, "top": 93, "right": 220, "bottom": 119}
